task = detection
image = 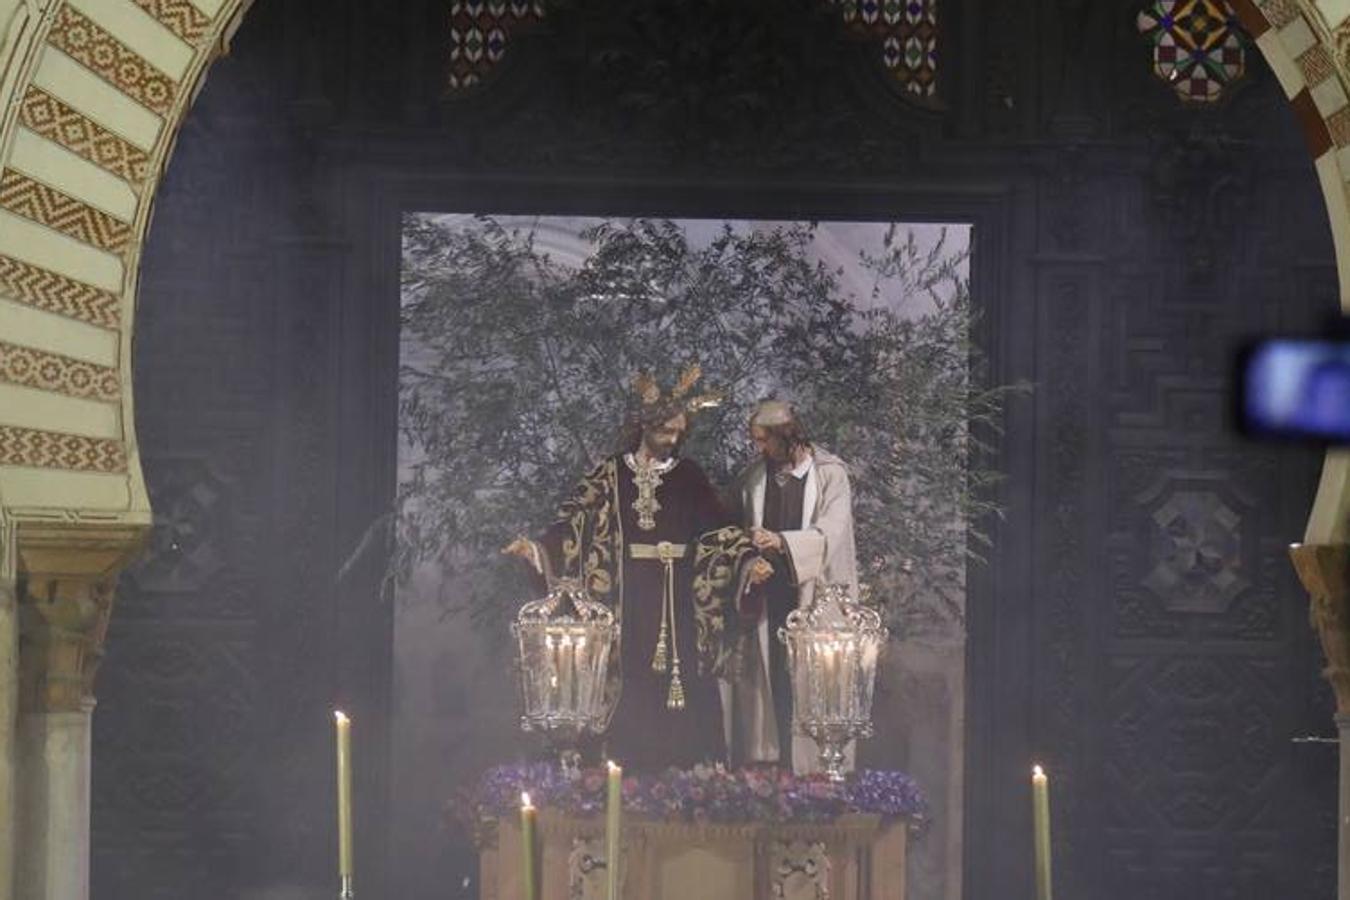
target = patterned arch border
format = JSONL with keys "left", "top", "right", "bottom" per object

{"left": 1229, "top": 1, "right": 1350, "bottom": 303}
{"left": 0, "top": 0, "right": 254, "bottom": 482}
{"left": 1225, "top": 0, "right": 1350, "bottom": 541}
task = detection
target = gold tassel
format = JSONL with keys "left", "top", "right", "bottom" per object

{"left": 651, "top": 618, "right": 669, "bottom": 673}
{"left": 666, "top": 664, "right": 686, "bottom": 710}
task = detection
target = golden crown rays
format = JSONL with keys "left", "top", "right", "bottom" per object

{"left": 632, "top": 363, "right": 722, "bottom": 415}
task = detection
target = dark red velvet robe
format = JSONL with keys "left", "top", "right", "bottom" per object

{"left": 537, "top": 454, "right": 747, "bottom": 771}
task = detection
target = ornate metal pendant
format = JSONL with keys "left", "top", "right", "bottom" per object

{"left": 624, "top": 453, "right": 674, "bottom": 531}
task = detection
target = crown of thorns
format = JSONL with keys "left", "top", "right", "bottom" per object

{"left": 631, "top": 364, "right": 722, "bottom": 424}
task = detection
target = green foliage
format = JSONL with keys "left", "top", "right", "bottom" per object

{"left": 397, "top": 215, "right": 1020, "bottom": 638}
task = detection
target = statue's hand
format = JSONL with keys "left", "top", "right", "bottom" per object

{"left": 750, "top": 527, "right": 784, "bottom": 554}
{"left": 747, "top": 557, "right": 774, "bottom": 585}
{"left": 502, "top": 536, "right": 545, "bottom": 576}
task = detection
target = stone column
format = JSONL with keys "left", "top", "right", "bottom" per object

{"left": 0, "top": 514, "right": 17, "bottom": 900}
{"left": 11, "top": 523, "right": 142, "bottom": 900}
{"left": 15, "top": 703, "right": 94, "bottom": 900}
{"left": 1291, "top": 542, "right": 1350, "bottom": 900}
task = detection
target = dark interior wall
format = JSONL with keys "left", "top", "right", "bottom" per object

{"left": 96, "top": 0, "right": 1338, "bottom": 898}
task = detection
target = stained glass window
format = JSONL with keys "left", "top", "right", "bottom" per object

{"left": 448, "top": 0, "right": 546, "bottom": 92}
{"left": 823, "top": 0, "right": 939, "bottom": 101}
{"left": 1137, "top": 0, "right": 1247, "bottom": 103}
{"left": 448, "top": 0, "right": 940, "bottom": 100}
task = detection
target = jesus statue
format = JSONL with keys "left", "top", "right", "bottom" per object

{"left": 504, "top": 367, "right": 771, "bottom": 771}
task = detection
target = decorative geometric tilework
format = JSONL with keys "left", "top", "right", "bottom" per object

{"left": 47, "top": 5, "right": 177, "bottom": 115}
{"left": 20, "top": 87, "right": 150, "bottom": 187}
{"left": 0, "top": 340, "right": 119, "bottom": 402}
{"left": 1252, "top": 0, "right": 1299, "bottom": 29}
{"left": 448, "top": 0, "right": 546, "bottom": 91}
{"left": 823, "top": 0, "right": 939, "bottom": 100}
{"left": 1296, "top": 44, "right": 1336, "bottom": 87}
{"left": 0, "top": 253, "right": 120, "bottom": 329}
{"left": 0, "top": 425, "right": 126, "bottom": 472}
{"left": 131, "top": 0, "right": 214, "bottom": 46}
{"left": 0, "top": 169, "right": 132, "bottom": 255}
{"left": 1327, "top": 104, "right": 1350, "bottom": 146}
{"left": 1137, "top": 0, "right": 1248, "bottom": 103}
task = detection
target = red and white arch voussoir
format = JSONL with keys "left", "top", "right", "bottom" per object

{"left": 1229, "top": 0, "right": 1350, "bottom": 541}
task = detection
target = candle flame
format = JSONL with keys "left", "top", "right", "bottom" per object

{"left": 1033, "top": 764, "right": 1045, "bottom": 778}
{"left": 334, "top": 710, "right": 349, "bottom": 724}
{"left": 521, "top": 791, "right": 533, "bottom": 808}
{"left": 607, "top": 759, "right": 620, "bottom": 773}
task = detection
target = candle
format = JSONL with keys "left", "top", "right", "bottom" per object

{"left": 335, "top": 711, "right": 353, "bottom": 879}
{"left": 560, "top": 633, "right": 574, "bottom": 710}
{"left": 821, "top": 642, "right": 839, "bottom": 717}
{"left": 606, "top": 760, "right": 622, "bottom": 900}
{"left": 520, "top": 792, "right": 537, "bottom": 900}
{"left": 544, "top": 634, "right": 557, "bottom": 715}
{"left": 1032, "top": 765, "right": 1052, "bottom": 900}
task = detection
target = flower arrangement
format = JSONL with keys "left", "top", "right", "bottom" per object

{"left": 453, "top": 763, "right": 927, "bottom": 834}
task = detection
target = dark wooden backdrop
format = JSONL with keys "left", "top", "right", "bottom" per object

{"left": 97, "top": 0, "right": 1338, "bottom": 897}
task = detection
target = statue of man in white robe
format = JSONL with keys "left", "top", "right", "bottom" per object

{"left": 722, "top": 400, "right": 860, "bottom": 774}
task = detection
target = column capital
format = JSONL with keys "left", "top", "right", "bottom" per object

{"left": 1291, "top": 543, "right": 1350, "bottom": 715}
{"left": 14, "top": 521, "right": 146, "bottom": 714}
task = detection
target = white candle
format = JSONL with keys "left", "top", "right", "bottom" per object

{"left": 334, "top": 711, "right": 353, "bottom": 878}
{"left": 1032, "top": 765, "right": 1052, "bottom": 900}
{"left": 520, "top": 792, "right": 537, "bottom": 900}
{"left": 560, "top": 633, "right": 574, "bottom": 710}
{"left": 822, "top": 642, "right": 839, "bottom": 718}
{"left": 606, "top": 760, "right": 622, "bottom": 900}
{"left": 544, "top": 633, "right": 558, "bottom": 714}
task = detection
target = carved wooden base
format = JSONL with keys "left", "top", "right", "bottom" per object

{"left": 480, "top": 812, "right": 907, "bottom": 900}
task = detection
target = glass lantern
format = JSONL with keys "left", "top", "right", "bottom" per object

{"left": 511, "top": 579, "right": 617, "bottom": 775}
{"left": 778, "top": 582, "right": 887, "bottom": 782}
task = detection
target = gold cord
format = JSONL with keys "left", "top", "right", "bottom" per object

{"left": 664, "top": 558, "right": 685, "bottom": 710}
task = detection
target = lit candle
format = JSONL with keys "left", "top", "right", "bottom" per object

{"left": 520, "top": 792, "right": 537, "bottom": 900}
{"left": 545, "top": 634, "right": 557, "bottom": 715}
{"left": 1032, "top": 765, "right": 1052, "bottom": 900}
{"left": 334, "top": 711, "right": 353, "bottom": 880}
{"left": 822, "top": 642, "right": 839, "bottom": 717}
{"left": 560, "top": 633, "right": 574, "bottom": 709}
{"left": 606, "top": 760, "right": 622, "bottom": 900}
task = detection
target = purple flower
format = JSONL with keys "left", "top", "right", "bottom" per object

{"left": 456, "top": 764, "right": 926, "bottom": 829}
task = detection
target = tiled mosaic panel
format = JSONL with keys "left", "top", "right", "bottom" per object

{"left": 824, "top": 0, "right": 938, "bottom": 98}
{"left": 1137, "top": 0, "right": 1247, "bottom": 103}
{"left": 448, "top": 0, "right": 546, "bottom": 90}
{"left": 446, "top": 0, "right": 939, "bottom": 99}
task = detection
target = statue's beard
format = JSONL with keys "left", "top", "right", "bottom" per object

{"left": 642, "top": 434, "right": 681, "bottom": 460}
{"left": 761, "top": 438, "right": 792, "bottom": 465}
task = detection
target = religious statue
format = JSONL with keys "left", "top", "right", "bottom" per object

{"left": 724, "top": 400, "right": 861, "bottom": 773}
{"left": 504, "top": 366, "right": 771, "bottom": 771}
